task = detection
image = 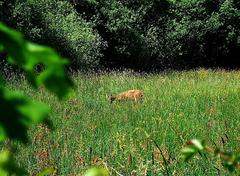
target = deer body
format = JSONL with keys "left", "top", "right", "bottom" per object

{"left": 110, "top": 90, "right": 143, "bottom": 104}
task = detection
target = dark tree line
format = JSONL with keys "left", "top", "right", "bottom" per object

{"left": 1, "top": 0, "right": 240, "bottom": 71}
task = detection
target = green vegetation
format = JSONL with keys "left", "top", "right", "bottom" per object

{"left": 1, "top": 0, "right": 103, "bottom": 70}
{"left": 1, "top": 0, "right": 239, "bottom": 70}
{"left": 0, "top": 22, "right": 74, "bottom": 175}
{"left": 0, "top": 0, "right": 240, "bottom": 175}
{"left": 6, "top": 69, "right": 240, "bottom": 175}
{"left": 181, "top": 139, "right": 240, "bottom": 172}
{"left": 0, "top": 22, "right": 73, "bottom": 143}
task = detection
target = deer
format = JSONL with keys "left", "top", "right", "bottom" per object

{"left": 109, "top": 89, "right": 144, "bottom": 104}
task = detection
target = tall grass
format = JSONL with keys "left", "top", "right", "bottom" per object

{"left": 7, "top": 69, "right": 240, "bottom": 175}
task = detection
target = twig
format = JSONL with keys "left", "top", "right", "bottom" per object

{"left": 152, "top": 140, "right": 171, "bottom": 176}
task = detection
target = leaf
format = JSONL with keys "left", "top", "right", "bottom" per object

{"left": 26, "top": 43, "right": 75, "bottom": 100}
{"left": 84, "top": 168, "right": 109, "bottom": 176}
{"left": 181, "top": 147, "right": 198, "bottom": 162}
{"left": 222, "top": 153, "right": 240, "bottom": 172}
{"left": 37, "top": 167, "right": 56, "bottom": 176}
{"left": 0, "top": 150, "right": 27, "bottom": 176}
{"left": 0, "top": 21, "right": 74, "bottom": 175}
{"left": 0, "top": 87, "right": 50, "bottom": 143}
{"left": 17, "top": 101, "right": 50, "bottom": 126}
{"left": 0, "top": 22, "right": 27, "bottom": 66}
{"left": 0, "top": 22, "right": 74, "bottom": 100}
{"left": 180, "top": 139, "right": 206, "bottom": 162}
{"left": 190, "top": 139, "right": 205, "bottom": 151}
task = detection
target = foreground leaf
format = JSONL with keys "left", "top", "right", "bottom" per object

{"left": 84, "top": 168, "right": 109, "bottom": 176}
{"left": 0, "top": 22, "right": 74, "bottom": 100}
{"left": 0, "top": 150, "right": 27, "bottom": 176}
{"left": 0, "top": 87, "right": 50, "bottom": 143}
{"left": 37, "top": 167, "right": 56, "bottom": 176}
{"left": 180, "top": 139, "right": 206, "bottom": 161}
{"left": 0, "top": 23, "right": 27, "bottom": 66}
{"left": 222, "top": 152, "right": 240, "bottom": 172}
{"left": 26, "top": 43, "right": 75, "bottom": 100}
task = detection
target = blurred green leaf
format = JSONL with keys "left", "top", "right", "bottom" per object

{"left": 26, "top": 43, "right": 75, "bottom": 100}
{"left": 181, "top": 139, "right": 240, "bottom": 172}
{"left": 190, "top": 139, "right": 205, "bottom": 151}
{"left": 181, "top": 139, "right": 206, "bottom": 162}
{"left": 37, "top": 167, "right": 56, "bottom": 176}
{"left": 0, "top": 22, "right": 27, "bottom": 66}
{"left": 84, "top": 168, "right": 109, "bottom": 176}
{"left": 0, "top": 150, "right": 27, "bottom": 176}
{"left": 181, "top": 147, "right": 198, "bottom": 162}
{"left": 222, "top": 152, "right": 240, "bottom": 172}
{"left": 0, "top": 22, "right": 74, "bottom": 100}
{"left": 0, "top": 21, "right": 75, "bottom": 174}
{"left": 0, "top": 87, "right": 50, "bottom": 143}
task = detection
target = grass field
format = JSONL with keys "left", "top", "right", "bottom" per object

{"left": 7, "top": 69, "right": 240, "bottom": 175}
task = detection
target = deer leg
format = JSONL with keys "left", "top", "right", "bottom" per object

{"left": 134, "top": 97, "right": 138, "bottom": 103}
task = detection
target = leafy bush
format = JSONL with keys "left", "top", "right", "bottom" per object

{"left": 74, "top": 0, "right": 240, "bottom": 70}
{"left": 162, "top": 0, "right": 240, "bottom": 69}
{"left": 10, "top": 0, "right": 103, "bottom": 70}
{"left": 0, "top": 0, "right": 14, "bottom": 24}
{"left": 2, "top": 0, "right": 240, "bottom": 70}
{"left": 73, "top": 0, "right": 168, "bottom": 70}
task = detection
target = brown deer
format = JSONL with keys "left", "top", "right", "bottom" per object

{"left": 109, "top": 90, "right": 144, "bottom": 104}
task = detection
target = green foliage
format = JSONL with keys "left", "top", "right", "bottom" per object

{"left": 0, "top": 22, "right": 74, "bottom": 99}
{"left": 0, "top": 87, "right": 49, "bottom": 143}
{"left": 12, "top": 70, "right": 240, "bottom": 175}
{"left": 180, "top": 139, "right": 206, "bottom": 161}
{"left": 161, "top": 0, "right": 240, "bottom": 68}
{"left": 10, "top": 0, "right": 103, "bottom": 70}
{"left": 181, "top": 139, "right": 240, "bottom": 172}
{"left": 0, "top": 0, "right": 14, "bottom": 24}
{"left": 36, "top": 167, "right": 55, "bottom": 176}
{"left": 0, "top": 22, "right": 74, "bottom": 174}
{"left": 84, "top": 168, "right": 109, "bottom": 176}
{"left": 0, "top": 150, "right": 26, "bottom": 176}
{"left": 223, "top": 152, "right": 240, "bottom": 172}
{"left": 3, "top": 0, "right": 239, "bottom": 70}
{"left": 74, "top": 0, "right": 167, "bottom": 69}
{"left": 75, "top": 0, "right": 240, "bottom": 69}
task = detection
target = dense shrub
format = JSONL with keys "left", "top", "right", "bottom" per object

{"left": 10, "top": 0, "right": 103, "bottom": 70}
{"left": 0, "top": 0, "right": 14, "bottom": 24}
{"left": 73, "top": 0, "right": 240, "bottom": 70}
{"left": 161, "top": 0, "right": 240, "bottom": 69}
{"left": 2, "top": 0, "right": 240, "bottom": 70}
{"left": 72, "top": 0, "right": 168, "bottom": 70}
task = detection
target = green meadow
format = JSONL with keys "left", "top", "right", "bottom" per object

{"left": 8, "top": 69, "right": 240, "bottom": 175}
